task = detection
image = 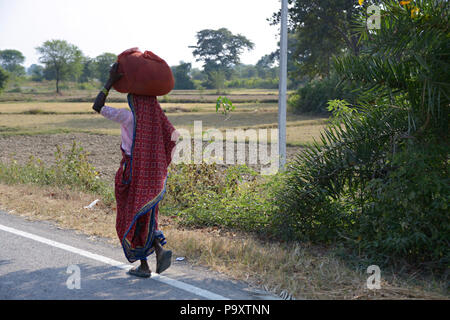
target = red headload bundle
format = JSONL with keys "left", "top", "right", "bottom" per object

{"left": 113, "top": 48, "right": 174, "bottom": 96}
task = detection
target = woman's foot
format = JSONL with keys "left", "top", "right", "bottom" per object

{"left": 128, "top": 260, "right": 151, "bottom": 278}
{"left": 154, "top": 238, "right": 172, "bottom": 274}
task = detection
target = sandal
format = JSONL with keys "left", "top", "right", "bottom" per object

{"left": 156, "top": 249, "right": 172, "bottom": 274}
{"left": 127, "top": 265, "right": 151, "bottom": 278}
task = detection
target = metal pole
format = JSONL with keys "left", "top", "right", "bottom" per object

{"left": 278, "top": 0, "right": 288, "bottom": 170}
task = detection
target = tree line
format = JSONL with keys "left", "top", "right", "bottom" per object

{"left": 0, "top": 27, "right": 281, "bottom": 94}
{"left": 0, "top": 43, "right": 118, "bottom": 94}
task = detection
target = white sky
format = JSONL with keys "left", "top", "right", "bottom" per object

{"left": 0, "top": 0, "right": 281, "bottom": 69}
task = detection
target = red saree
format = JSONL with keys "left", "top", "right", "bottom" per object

{"left": 114, "top": 94, "right": 177, "bottom": 263}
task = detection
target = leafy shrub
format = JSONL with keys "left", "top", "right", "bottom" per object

{"left": 274, "top": 0, "right": 450, "bottom": 273}
{"left": 288, "top": 75, "right": 358, "bottom": 115}
{"left": 77, "top": 82, "right": 96, "bottom": 90}
{"left": 226, "top": 77, "right": 279, "bottom": 89}
{"left": 163, "top": 162, "right": 222, "bottom": 210}
{"left": 163, "top": 163, "right": 282, "bottom": 235}
{"left": 360, "top": 143, "right": 449, "bottom": 269}
{"left": 0, "top": 67, "right": 9, "bottom": 93}
{"left": 0, "top": 141, "right": 114, "bottom": 205}
{"left": 274, "top": 103, "right": 449, "bottom": 268}
{"left": 7, "top": 85, "right": 22, "bottom": 93}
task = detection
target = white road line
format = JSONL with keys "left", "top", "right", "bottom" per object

{"left": 0, "top": 223, "right": 229, "bottom": 300}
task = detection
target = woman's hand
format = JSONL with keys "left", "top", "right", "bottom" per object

{"left": 108, "top": 62, "right": 123, "bottom": 86}
{"left": 93, "top": 63, "right": 123, "bottom": 113}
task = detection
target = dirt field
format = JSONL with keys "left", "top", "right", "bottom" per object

{"left": 0, "top": 133, "right": 304, "bottom": 184}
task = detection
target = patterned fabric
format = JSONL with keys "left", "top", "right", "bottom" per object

{"left": 114, "top": 94, "right": 177, "bottom": 263}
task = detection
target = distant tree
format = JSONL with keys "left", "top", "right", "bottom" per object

{"left": 0, "top": 67, "right": 9, "bottom": 93}
{"left": 233, "top": 64, "right": 258, "bottom": 79}
{"left": 208, "top": 70, "right": 226, "bottom": 93}
{"left": 43, "top": 64, "right": 56, "bottom": 81}
{"left": 256, "top": 54, "right": 277, "bottom": 79}
{"left": 0, "top": 49, "right": 26, "bottom": 77}
{"left": 27, "top": 64, "right": 44, "bottom": 82}
{"left": 67, "top": 50, "right": 84, "bottom": 82}
{"left": 172, "top": 61, "right": 195, "bottom": 90}
{"left": 79, "top": 56, "right": 97, "bottom": 83}
{"left": 36, "top": 40, "right": 83, "bottom": 93}
{"left": 270, "top": 0, "right": 380, "bottom": 78}
{"left": 95, "top": 53, "right": 117, "bottom": 83}
{"left": 191, "top": 28, "right": 254, "bottom": 70}
{"left": 190, "top": 28, "right": 254, "bottom": 88}
{"left": 266, "top": 33, "right": 302, "bottom": 84}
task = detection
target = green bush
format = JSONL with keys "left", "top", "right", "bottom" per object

{"left": 0, "top": 141, "right": 114, "bottom": 205}
{"left": 274, "top": 0, "right": 449, "bottom": 273}
{"left": 0, "top": 67, "right": 9, "bottom": 93}
{"left": 288, "top": 75, "right": 358, "bottom": 115}
{"left": 274, "top": 104, "right": 449, "bottom": 272}
{"left": 360, "top": 143, "right": 449, "bottom": 269}
{"left": 226, "top": 77, "right": 279, "bottom": 89}
{"left": 163, "top": 163, "right": 282, "bottom": 235}
{"left": 77, "top": 82, "right": 96, "bottom": 90}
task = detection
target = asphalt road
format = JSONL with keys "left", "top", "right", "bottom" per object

{"left": 0, "top": 210, "right": 279, "bottom": 300}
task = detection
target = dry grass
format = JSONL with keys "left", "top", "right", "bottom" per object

{"left": 0, "top": 113, "right": 121, "bottom": 136}
{"left": 0, "top": 182, "right": 447, "bottom": 300}
{"left": 0, "top": 81, "right": 281, "bottom": 103}
{"left": 0, "top": 109, "right": 327, "bottom": 145}
{"left": 0, "top": 102, "right": 125, "bottom": 114}
{"left": 0, "top": 102, "right": 278, "bottom": 114}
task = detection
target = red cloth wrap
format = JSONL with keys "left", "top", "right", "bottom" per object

{"left": 114, "top": 94, "right": 177, "bottom": 263}
{"left": 113, "top": 48, "right": 174, "bottom": 96}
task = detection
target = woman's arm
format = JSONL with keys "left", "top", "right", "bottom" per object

{"left": 100, "top": 106, "right": 133, "bottom": 125}
{"left": 92, "top": 62, "right": 123, "bottom": 113}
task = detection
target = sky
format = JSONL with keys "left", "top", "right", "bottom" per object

{"left": 0, "top": 0, "right": 282, "bottom": 69}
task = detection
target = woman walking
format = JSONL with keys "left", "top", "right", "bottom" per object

{"left": 92, "top": 62, "right": 178, "bottom": 278}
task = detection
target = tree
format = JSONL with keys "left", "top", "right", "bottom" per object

{"left": 190, "top": 28, "right": 254, "bottom": 88}
{"left": 79, "top": 56, "right": 97, "bottom": 83}
{"left": 95, "top": 53, "right": 117, "bottom": 83}
{"left": 36, "top": 40, "right": 83, "bottom": 93}
{"left": 172, "top": 62, "right": 195, "bottom": 90}
{"left": 270, "top": 0, "right": 381, "bottom": 79}
{"left": 27, "top": 64, "right": 44, "bottom": 82}
{"left": 0, "top": 49, "right": 25, "bottom": 77}
{"left": 0, "top": 67, "right": 9, "bottom": 93}
{"left": 265, "top": 33, "right": 299, "bottom": 85}
{"left": 256, "top": 54, "right": 277, "bottom": 79}
{"left": 208, "top": 70, "right": 226, "bottom": 93}
{"left": 275, "top": 0, "right": 449, "bottom": 271}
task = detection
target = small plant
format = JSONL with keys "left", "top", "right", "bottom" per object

{"left": 326, "top": 99, "right": 358, "bottom": 124}
{"left": 215, "top": 96, "right": 235, "bottom": 119}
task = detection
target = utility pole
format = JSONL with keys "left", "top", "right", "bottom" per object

{"left": 278, "top": 0, "right": 288, "bottom": 170}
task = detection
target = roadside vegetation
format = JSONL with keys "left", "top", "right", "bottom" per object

{"left": 0, "top": 142, "right": 447, "bottom": 299}
{"left": 0, "top": 0, "right": 448, "bottom": 300}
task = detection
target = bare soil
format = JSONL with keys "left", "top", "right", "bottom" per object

{"left": 0, "top": 133, "right": 303, "bottom": 184}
